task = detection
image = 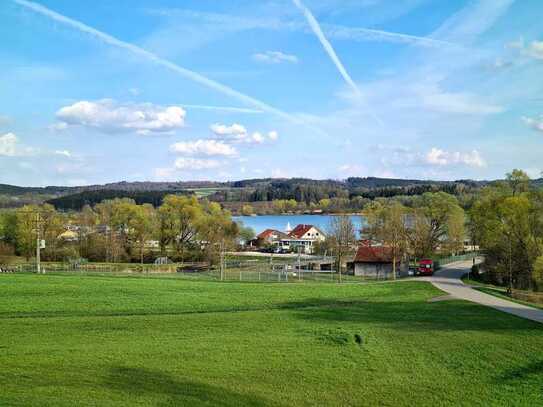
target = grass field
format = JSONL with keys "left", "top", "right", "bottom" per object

{"left": 1, "top": 274, "right": 542, "bottom": 406}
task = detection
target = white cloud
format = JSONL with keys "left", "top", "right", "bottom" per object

{"left": 170, "top": 139, "right": 237, "bottom": 157}
{"left": 250, "top": 132, "right": 265, "bottom": 144}
{"left": 0, "top": 133, "right": 37, "bottom": 157}
{"left": 55, "top": 100, "right": 186, "bottom": 135}
{"left": 49, "top": 122, "right": 69, "bottom": 132}
{"left": 210, "top": 123, "right": 247, "bottom": 136}
{"left": 0, "top": 133, "right": 18, "bottom": 157}
{"left": 522, "top": 116, "right": 543, "bottom": 133}
{"left": 15, "top": 0, "right": 307, "bottom": 128}
{"left": 54, "top": 150, "right": 72, "bottom": 158}
{"left": 210, "top": 123, "right": 279, "bottom": 144}
{"left": 425, "top": 148, "right": 486, "bottom": 168}
{"left": 174, "top": 157, "right": 221, "bottom": 170}
{"left": 252, "top": 51, "right": 299, "bottom": 64}
{"left": 526, "top": 41, "right": 543, "bottom": 60}
{"left": 506, "top": 38, "right": 543, "bottom": 61}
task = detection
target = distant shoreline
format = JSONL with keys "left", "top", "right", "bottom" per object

{"left": 233, "top": 212, "right": 365, "bottom": 217}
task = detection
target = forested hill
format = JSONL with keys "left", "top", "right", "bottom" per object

{"left": 0, "top": 176, "right": 541, "bottom": 211}
{"left": 0, "top": 180, "right": 222, "bottom": 196}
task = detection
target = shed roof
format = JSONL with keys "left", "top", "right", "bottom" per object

{"left": 353, "top": 245, "right": 396, "bottom": 263}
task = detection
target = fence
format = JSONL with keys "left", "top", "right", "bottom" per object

{"left": 4, "top": 253, "right": 480, "bottom": 283}
{"left": 4, "top": 260, "right": 381, "bottom": 284}
{"left": 435, "top": 253, "right": 480, "bottom": 268}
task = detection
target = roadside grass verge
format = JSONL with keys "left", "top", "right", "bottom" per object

{"left": 462, "top": 276, "right": 543, "bottom": 311}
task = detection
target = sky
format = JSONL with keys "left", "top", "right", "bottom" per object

{"left": 1, "top": 0, "right": 542, "bottom": 186}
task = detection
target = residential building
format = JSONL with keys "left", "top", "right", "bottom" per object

{"left": 256, "top": 229, "right": 290, "bottom": 245}
{"left": 280, "top": 224, "right": 326, "bottom": 254}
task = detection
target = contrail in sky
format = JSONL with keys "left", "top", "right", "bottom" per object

{"left": 292, "top": 0, "right": 360, "bottom": 96}
{"left": 324, "top": 24, "right": 456, "bottom": 49}
{"left": 13, "top": 0, "right": 303, "bottom": 126}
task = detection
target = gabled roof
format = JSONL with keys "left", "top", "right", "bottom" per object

{"left": 354, "top": 245, "right": 396, "bottom": 263}
{"left": 289, "top": 224, "right": 321, "bottom": 239}
{"left": 257, "top": 229, "right": 289, "bottom": 240}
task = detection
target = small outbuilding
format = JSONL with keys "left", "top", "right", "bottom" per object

{"left": 352, "top": 245, "right": 404, "bottom": 279}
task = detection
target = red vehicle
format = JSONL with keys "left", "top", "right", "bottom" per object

{"left": 417, "top": 259, "right": 434, "bottom": 276}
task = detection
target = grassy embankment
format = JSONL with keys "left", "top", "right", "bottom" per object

{"left": 463, "top": 276, "right": 543, "bottom": 310}
{"left": 1, "top": 274, "right": 542, "bottom": 406}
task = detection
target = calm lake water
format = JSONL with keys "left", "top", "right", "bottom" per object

{"left": 233, "top": 214, "right": 365, "bottom": 235}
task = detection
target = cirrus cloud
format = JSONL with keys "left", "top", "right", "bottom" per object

{"left": 55, "top": 99, "right": 186, "bottom": 135}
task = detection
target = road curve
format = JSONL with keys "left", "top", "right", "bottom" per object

{"left": 422, "top": 261, "right": 543, "bottom": 324}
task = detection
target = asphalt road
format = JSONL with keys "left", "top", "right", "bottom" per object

{"left": 423, "top": 260, "right": 543, "bottom": 324}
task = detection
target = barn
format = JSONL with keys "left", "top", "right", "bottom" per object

{"left": 352, "top": 245, "right": 404, "bottom": 279}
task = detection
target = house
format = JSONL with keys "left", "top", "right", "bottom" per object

{"left": 289, "top": 224, "right": 325, "bottom": 241}
{"left": 352, "top": 245, "right": 405, "bottom": 279}
{"left": 256, "top": 229, "right": 290, "bottom": 245}
{"left": 279, "top": 224, "right": 326, "bottom": 254}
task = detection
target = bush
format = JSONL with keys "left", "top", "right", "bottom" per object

{"left": 0, "top": 242, "right": 15, "bottom": 256}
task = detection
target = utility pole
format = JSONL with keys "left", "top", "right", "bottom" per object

{"left": 297, "top": 246, "right": 301, "bottom": 281}
{"left": 36, "top": 212, "right": 41, "bottom": 274}
{"left": 508, "top": 237, "right": 513, "bottom": 296}
{"left": 219, "top": 239, "right": 225, "bottom": 281}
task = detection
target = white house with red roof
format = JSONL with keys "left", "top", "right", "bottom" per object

{"left": 279, "top": 224, "right": 326, "bottom": 254}
{"left": 256, "top": 229, "right": 290, "bottom": 245}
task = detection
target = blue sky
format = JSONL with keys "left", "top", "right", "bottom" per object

{"left": 1, "top": 0, "right": 542, "bottom": 186}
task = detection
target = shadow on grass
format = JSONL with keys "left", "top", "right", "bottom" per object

{"left": 104, "top": 366, "right": 277, "bottom": 406}
{"left": 499, "top": 360, "right": 543, "bottom": 382}
{"left": 279, "top": 298, "right": 543, "bottom": 332}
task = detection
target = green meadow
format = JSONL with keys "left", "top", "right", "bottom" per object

{"left": 1, "top": 274, "right": 542, "bottom": 406}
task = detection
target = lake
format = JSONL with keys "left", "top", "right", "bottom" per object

{"left": 233, "top": 214, "right": 365, "bottom": 235}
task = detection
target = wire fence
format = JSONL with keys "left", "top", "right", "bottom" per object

{"left": 1, "top": 253, "right": 480, "bottom": 283}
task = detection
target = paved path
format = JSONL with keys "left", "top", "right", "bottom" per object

{"left": 422, "top": 261, "right": 543, "bottom": 324}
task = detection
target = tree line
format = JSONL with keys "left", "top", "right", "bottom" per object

{"left": 470, "top": 170, "right": 543, "bottom": 291}
{"left": 0, "top": 195, "right": 241, "bottom": 265}
{"left": 321, "top": 191, "right": 467, "bottom": 279}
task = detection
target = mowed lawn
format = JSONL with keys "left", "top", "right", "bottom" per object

{"left": 1, "top": 275, "right": 542, "bottom": 406}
